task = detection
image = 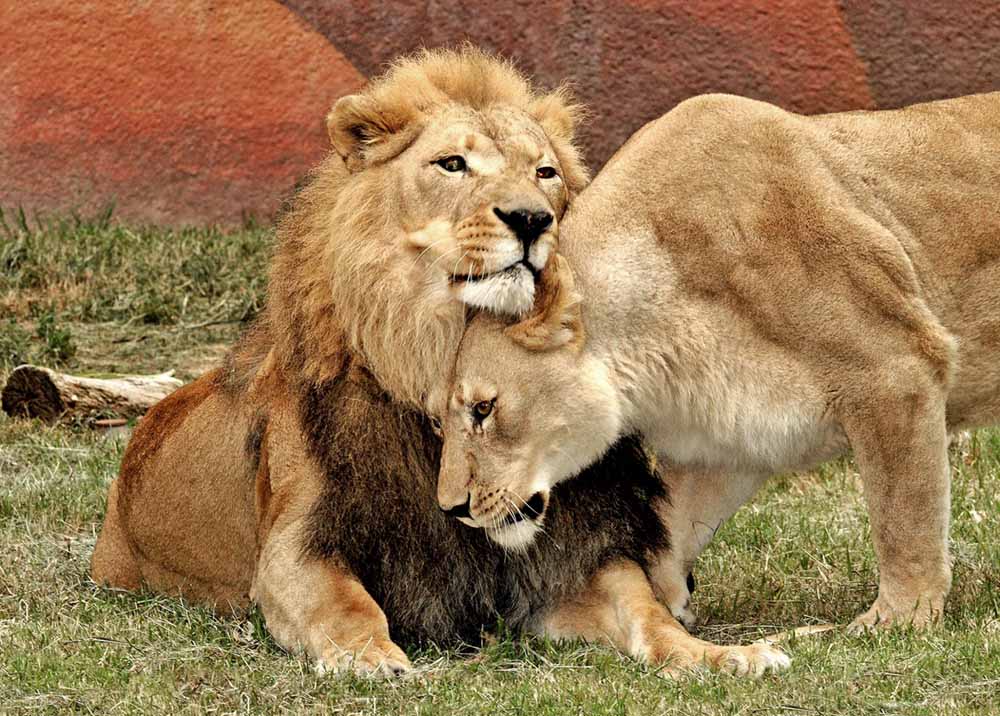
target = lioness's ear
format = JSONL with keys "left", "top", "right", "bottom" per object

{"left": 327, "top": 94, "right": 416, "bottom": 172}
{"left": 505, "top": 254, "right": 585, "bottom": 351}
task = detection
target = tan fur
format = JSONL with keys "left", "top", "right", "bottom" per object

{"left": 440, "top": 92, "right": 1000, "bottom": 631}
{"left": 538, "top": 560, "right": 788, "bottom": 676}
{"left": 91, "top": 50, "right": 786, "bottom": 677}
{"left": 504, "top": 254, "right": 585, "bottom": 350}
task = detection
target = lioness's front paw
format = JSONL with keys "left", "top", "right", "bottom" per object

{"left": 848, "top": 595, "right": 944, "bottom": 633}
{"left": 315, "top": 638, "right": 412, "bottom": 677}
{"left": 655, "top": 642, "right": 790, "bottom": 678}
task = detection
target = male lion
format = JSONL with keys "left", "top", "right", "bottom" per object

{"left": 437, "top": 92, "right": 1000, "bottom": 632}
{"left": 91, "top": 50, "right": 787, "bottom": 676}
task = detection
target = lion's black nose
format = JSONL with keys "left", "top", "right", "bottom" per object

{"left": 493, "top": 207, "right": 553, "bottom": 251}
{"left": 441, "top": 494, "right": 472, "bottom": 520}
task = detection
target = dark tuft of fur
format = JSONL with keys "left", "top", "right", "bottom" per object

{"left": 245, "top": 411, "right": 268, "bottom": 474}
{"left": 301, "top": 360, "right": 668, "bottom": 647}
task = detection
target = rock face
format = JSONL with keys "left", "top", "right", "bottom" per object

{"left": 3, "top": 0, "right": 999, "bottom": 225}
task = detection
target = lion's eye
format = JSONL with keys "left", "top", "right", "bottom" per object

{"left": 536, "top": 166, "right": 558, "bottom": 180}
{"left": 436, "top": 156, "right": 467, "bottom": 173}
{"left": 473, "top": 400, "right": 494, "bottom": 421}
{"left": 430, "top": 416, "right": 443, "bottom": 437}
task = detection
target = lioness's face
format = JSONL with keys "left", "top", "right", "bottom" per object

{"left": 400, "top": 105, "right": 571, "bottom": 316}
{"left": 435, "top": 319, "right": 622, "bottom": 550}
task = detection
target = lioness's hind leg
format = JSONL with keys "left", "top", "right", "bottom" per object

{"left": 842, "top": 368, "right": 952, "bottom": 630}
{"left": 91, "top": 478, "right": 141, "bottom": 591}
{"left": 538, "top": 560, "right": 790, "bottom": 677}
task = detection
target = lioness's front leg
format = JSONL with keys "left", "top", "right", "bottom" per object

{"left": 648, "top": 464, "right": 770, "bottom": 628}
{"left": 842, "top": 370, "right": 952, "bottom": 630}
{"left": 537, "top": 560, "right": 789, "bottom": 676}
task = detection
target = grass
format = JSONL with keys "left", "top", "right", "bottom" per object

{"left": 1, "top": 215, "right": 999, "bottom": 714}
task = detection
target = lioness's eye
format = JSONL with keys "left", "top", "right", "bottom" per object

{"left": 473, "top": 400, "right": 494, "bottom": 420}
{"left": 536, "top": 166, "right": 558, "bottom": 180}
{"left": 435, "top": 156, "right": 467, "bottom": 173}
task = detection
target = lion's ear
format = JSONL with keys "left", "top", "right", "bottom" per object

{"left": 529, "top": 86, "right": 582, "bottom": 141}
{"left": 327, "top": 94, "right": 416, "bottom": 172}
{"left": 529, "top": 88, "right": 590, "bottom": 199}
{"left": 505, "top": 254, "right": 585, "bottom": 352}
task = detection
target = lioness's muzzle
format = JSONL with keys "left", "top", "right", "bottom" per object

{"left": 440, "top": 494, "right": 472, "bottom": 520}
{"left": 499, "top": 492, "right": 546, "bottom": 526}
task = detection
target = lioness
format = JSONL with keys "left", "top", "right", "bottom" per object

{"left": 437, "top": 92, "right": 1000, "bottom": 631}
{"left": 92, "top": 50, "right": 786, "bottom": 676}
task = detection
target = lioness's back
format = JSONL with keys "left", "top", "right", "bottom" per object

{"left": 566, "top": 91, "right": 1000, "bottom": 429}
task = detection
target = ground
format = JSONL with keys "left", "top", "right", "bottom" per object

{"left": 1, "top": 214, "right": 998, "bottom": 715}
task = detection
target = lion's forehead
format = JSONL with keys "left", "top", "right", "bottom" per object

{"left": 483, "top": 108, "right": 551, "bottom": 158}
{"left": 429, "top": 105, "right": 551, "bottom": 167}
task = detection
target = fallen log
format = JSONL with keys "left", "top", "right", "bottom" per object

{"left": 1, "top": 364, "right": 182, "bottom": 422}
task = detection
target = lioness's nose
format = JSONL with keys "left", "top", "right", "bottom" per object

{"left": 493, "top": 207, "right": 553, "bottom": 250}
{"left": 440, "top": 493, "right": 472, "bottom": 520}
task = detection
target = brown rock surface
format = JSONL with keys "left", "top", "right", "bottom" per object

{"left": 1, "top": 1, "right": 363, "bottom": 224}
{"left": 2, "top": 0, "right": 998, "bottom": 225}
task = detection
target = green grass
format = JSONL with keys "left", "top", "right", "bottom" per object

{"left": 1, "top": 217, "right": 999, "bottom": 714}
{"left": 0, "top": 210, "right": 266, "bottom": 379}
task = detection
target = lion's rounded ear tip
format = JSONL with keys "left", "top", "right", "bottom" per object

{"left": 504, "top": 324, "right": 546, "bottom": 351}
{"left": 330, "top": 93, "right": 361, "bottom": 113}
{"left": 327, "top": 94, "right": 367, "bottom": 135}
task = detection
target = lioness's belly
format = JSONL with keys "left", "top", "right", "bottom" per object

{"left": 641, "top": 358, "right": 848, "bottom": 474}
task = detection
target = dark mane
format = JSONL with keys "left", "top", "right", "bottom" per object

{"left": 300, "top": 358, "right": 669, "bottom": 646}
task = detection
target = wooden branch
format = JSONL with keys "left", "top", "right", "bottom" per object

{"left": 1, "top": 365, "right": 182, "bottom": 422}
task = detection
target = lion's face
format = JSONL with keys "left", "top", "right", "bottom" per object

{"left": 284, "top": 48, "right": 589, "bottom": 408}
{"left": 397, "top": 105, "right": 571, "bottom": 316}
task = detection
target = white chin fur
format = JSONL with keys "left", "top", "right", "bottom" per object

{"left": 457, "top": 265, "right": 535, "bottom": 317}
{"left": 528, "top": 240, "right": 551, "bottom": 271}
{"left": 486, "top": 519, "right": 542, "bottom": 551}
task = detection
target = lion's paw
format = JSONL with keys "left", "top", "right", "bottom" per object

{"left": 656, "top": 643, "right": 790, "bottom": 679}
{"left": 714, "top": 643, "right": 791, "bottom": 677}
{"left": 315, "top": 638, "right": 412, "bottom": 678}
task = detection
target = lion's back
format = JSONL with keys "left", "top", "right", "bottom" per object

{"left": 93, "top": 369, "right": 260, "bottom": 610}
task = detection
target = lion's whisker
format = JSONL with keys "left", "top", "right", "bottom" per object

{"left": 409, "top": 234, "right": 454, "bottom": 270}
{"left": 450, "top": 250, "right": 471, "bottom": 278}
{"left": 423, "top": 245, "right": 465, "bottom": 275}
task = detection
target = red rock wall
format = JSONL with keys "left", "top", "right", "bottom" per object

{"left": 3, "top": 1, "right": 999, "bottom": 225}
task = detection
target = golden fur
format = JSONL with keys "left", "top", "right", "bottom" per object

{"left": 440, "top": 91, "right": 1000, "bottom": 632}
{"left": 91, "top": 50, "right": 787, "bottom": 676}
